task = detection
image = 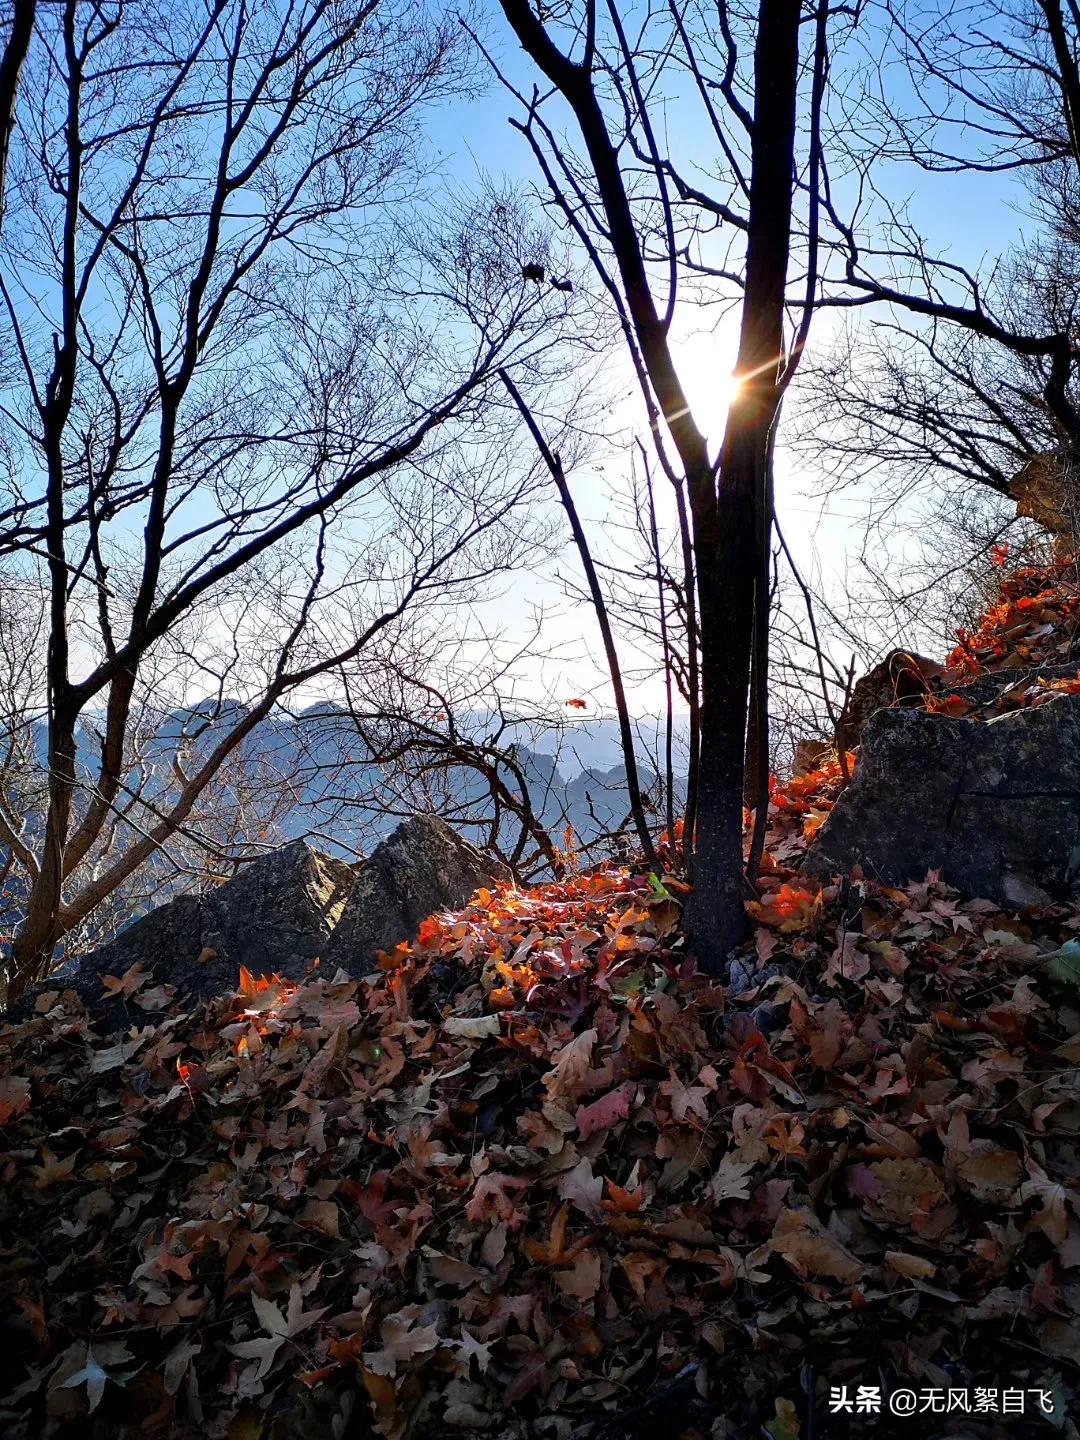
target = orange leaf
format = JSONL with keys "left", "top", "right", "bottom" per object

{"left": 297, "top": 1366, "right": 336, "bottom": 1388}
{"left": 522, "top": 1202, "right": 570, "bottom": 1263}
{"left": 602, "top": 1179, "right": 645, "bottom": 1214}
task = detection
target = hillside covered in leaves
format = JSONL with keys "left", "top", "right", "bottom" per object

{"left": 3, "top": 557, "right": 1080, "bottom": 1439}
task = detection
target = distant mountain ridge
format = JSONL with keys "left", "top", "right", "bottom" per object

{"left": 51, "top": 698, "right": 689, "bottom": 862}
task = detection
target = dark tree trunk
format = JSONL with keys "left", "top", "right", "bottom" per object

{"left": 687, "top": 482, "right": 758, "bottom": 964}
{"left": 495, "top": 0, "right": 804, "bottom": 975}
{"left": 0, "top": 0, "right": 34, "bottom": 229}
{"left": 683, "top": 0, "right": 801, "bottom": 973}
{"left": 9, "top": 713, "right": 76, "bottom": 997}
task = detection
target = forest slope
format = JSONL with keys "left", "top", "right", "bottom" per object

{"left": 2, "top": 559, "right": 1080, "bottom": 1439}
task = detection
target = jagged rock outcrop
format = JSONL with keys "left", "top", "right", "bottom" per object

{"left": 12, "top": 841, "right": 357, "bottom": 1022}
{"left": 835, "top": 649, "right": 945, "bottom": 753}
{"left": 9, "top": 819, "right": 510, "bottom": 1023}
{"left": 805, "top": 696, "right": 1080, "bottom": 906}
{"left": 1009, "top": 450, "right": 1080, "bottom": 553}
{"left": 323, "top": 814, "right": 510, "bottom": 974}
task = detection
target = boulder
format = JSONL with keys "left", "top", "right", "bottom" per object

{"left": 11, "top": 841, "right": 357, "bottom": 1022}
{"left": 835, "top": 649, "right": 945, "bottom": 753}
{"left": 804, "top": 697, "right": 1080, "bottom": 906}
{"left": 1009, "top": 450, "right": 1080, "bottom": 552}
{"left": 792, "top": 738, "right": 834, "bottom": 776}
{"left": 7, "top": 818, "right": 511, "bottom": 1024}
{"left": 322, "top": 815, "right": 510, "bottom": 973}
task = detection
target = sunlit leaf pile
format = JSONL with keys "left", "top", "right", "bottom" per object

{"left": 2, "top": 558, "right": 1080, "bottom": 1439}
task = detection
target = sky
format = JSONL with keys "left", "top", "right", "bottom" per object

{"left": 1, "top": 0, "right": 1040, "bottom": 741}
{"left": 422, "top": 7, "right": 1035, "bottom": 719}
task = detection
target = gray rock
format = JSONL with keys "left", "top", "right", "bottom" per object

{"left": 804, "top": 698, "right": 1080, "bottom": 905}
{"left": 11, "top": 840, "right": 357, "bottom": 1022}
{"left": 322, "top": 815, "right": 510, "bottom": 974}
{"left": 935, "top": 660, "right": 1080, "bottom": 710}
{"left": 835, "top": 649, "right": 944, "bottom": 752}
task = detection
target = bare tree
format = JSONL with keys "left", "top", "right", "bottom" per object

{"left": 0, "top": 0, "right": 33, "bottom": 230}
{"left": 485, "top": 0, "right": 840, "bottom": 970}
{"left": 0, "top": 0, "right": 577, "bottom": 998}
{"left": 280, "top": 603, "right": 670, "bottom": 883}
{"left": 813, "top": 0, "right": 1080, "bottom": 545}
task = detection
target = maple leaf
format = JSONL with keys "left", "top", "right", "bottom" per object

{"left": 660, "top": 1071, "right": 710, "bottom": 1123}
{"left": 231, "top": 1285, "right": 328, "bottom": 1380}
{"left": 767, "top": 1208, "right": 861, "bottom": 1283}
{"left": 0, "top": 1074, "right": 30, "bottom": 1125}
{"left": 297, "top": 1199, "right": 340, "bottom": 1237}
{"left": 618, "top": 1251, "right": 667, "bottom": 1303}
{"left": 575, "top": 1083, "right": 633, "bottom": 1139}
{"left": 100, "top": 962, "right": 149, "bottom": 999}
{"left": 522, "top": 1203, "right": 570, "bottom": 1264}
{"left": 452, "top": 1328, "right": 493, "bottom": 1377}
{"left": 59, "top": 1342, "right": 134, "bottom": 1413}
{"left": 134, "top": 982, "right": 174, "bottom": 1011}
{"left": 544, "top": 1028, "right": 605, "bottom": 1102}
{"left": 602, "top": 1177, "right": 645, "bottom": 1213}
{"left": 925, "top": 692, "right": 974, "bottom": 717}
{"left": 31, "top": 1147, "right": 77, "bottom": 1188}
{"left": 762, "top": 1115, "right": 807, "bottom": 1159}
{"left": 88, "top": 1037, "right": 145, "bottom": 1073}
{"left": 748, "top": 883, "right": 819, "bottom": 932}
{"left": 364, "top": 1309, "right": 441, "bottom": 1377}
{"left": 793, "top": 997, "right": 851, "bottom": 1070}
{"left": 465, "top": 1171, "right": 530, "bottom": 1227}
{"left": 557, "top": 1155, "right": 604, "bottom": 1215}
{"left": 423, "top": 1250, "right": 487, "bottom": 1287}
{"left": 360, "top": 1366, "right": 399, "bottom": 1435}
{"left": 1022, "top": 1159, "right": 1070, "bottom": 1246}
{"left": 344, "top": 1171, "right": 398, "bottom": 1226}
{"left": 555, "top": 1247, "right": 602, "bottom": 1301}
{"left": 824, "top": 934, "right": 870, "bottom": 986}
{"left": 295, "top": 1026, "right": 346, "bottom": 1095}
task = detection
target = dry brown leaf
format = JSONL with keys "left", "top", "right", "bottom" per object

{"left": 768, "top": 1208, "right": 861, "bottom": 1282}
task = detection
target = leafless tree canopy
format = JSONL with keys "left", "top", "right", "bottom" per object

{"left": 5, "top": 0, "right": 1080, "bottom": 995}
{"left": 0, "top": 0, "right": 577, "bottom": 995}
{"left": 796, "top": 0, "right": 1080, "bottom": 584}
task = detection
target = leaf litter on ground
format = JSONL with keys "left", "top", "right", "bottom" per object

{"left": 3, "top": 557, "right": 1080, "bottom": 1439}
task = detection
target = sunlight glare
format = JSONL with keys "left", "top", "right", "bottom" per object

{"left": 718, "top": 370, "right": 744, "bottom": 409}
{"left": 673, "top": 324, "right": 742, "bottom": 449}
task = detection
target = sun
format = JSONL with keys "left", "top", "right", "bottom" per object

{"left": 718, "top": 370, "right": 744, "bottom": 409}
{"left": 672, "top": 326, "right": 743, "bottom": 446}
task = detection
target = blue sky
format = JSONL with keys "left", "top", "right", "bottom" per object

{"left": 3, "top": 1, "right": 1037, "bottom": 730}
{"left": 423, "top": 9, "right": 1035, "bottom": 714}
